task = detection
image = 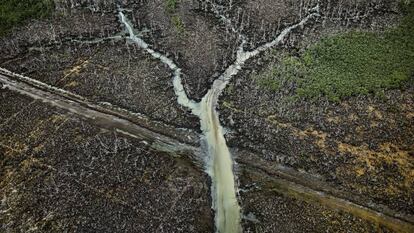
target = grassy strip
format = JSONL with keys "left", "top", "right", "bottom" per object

{"left": 0, "top": 0, "right": 54, "bottom": 36}
{"left": 257, "top": 2, "right": 414, "bottom": 102}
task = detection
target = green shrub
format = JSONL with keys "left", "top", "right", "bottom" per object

{"left": 166, "top": 0, "right": 178, "bottom": 12}
{"left": 171, "top": 15, "right": 185, "bottom": 34}
{"left": 0, "top": 0, "right": 54, "bottom": 36}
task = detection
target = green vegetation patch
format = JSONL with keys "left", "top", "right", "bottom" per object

{"left": 0, "top": 0, "right": 54, "bottom": 36}
{"left": 165, "top": 0, "right": 178, "bottom": 12}
{"left": 257, "top": 2, "right": 414, "bottom": 102}
{"left": 164, "top": 0, "right": 186, "bottom": 34}
{"left": 171, "top": 15, "right": 185, "bottom": 34}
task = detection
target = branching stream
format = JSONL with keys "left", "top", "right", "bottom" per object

{"left": 2, "top": 4, "right": 413, "bottom": 232}
{"left": 119, "top": 7, "right": 319, "bottom": 233}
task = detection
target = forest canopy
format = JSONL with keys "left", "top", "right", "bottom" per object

{"left": 0, "top": 0, "right": 54, "bottom": 35}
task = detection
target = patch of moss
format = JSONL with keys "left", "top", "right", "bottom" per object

{"left": 258, "top": 1, "right": 414, "bottom": 102}
{"left": 0, "top": 0, "right": 54, "bottom": 36}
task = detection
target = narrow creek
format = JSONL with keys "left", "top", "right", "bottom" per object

{"left": 119, "top": 8, "right": 318, "bottom": 233}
